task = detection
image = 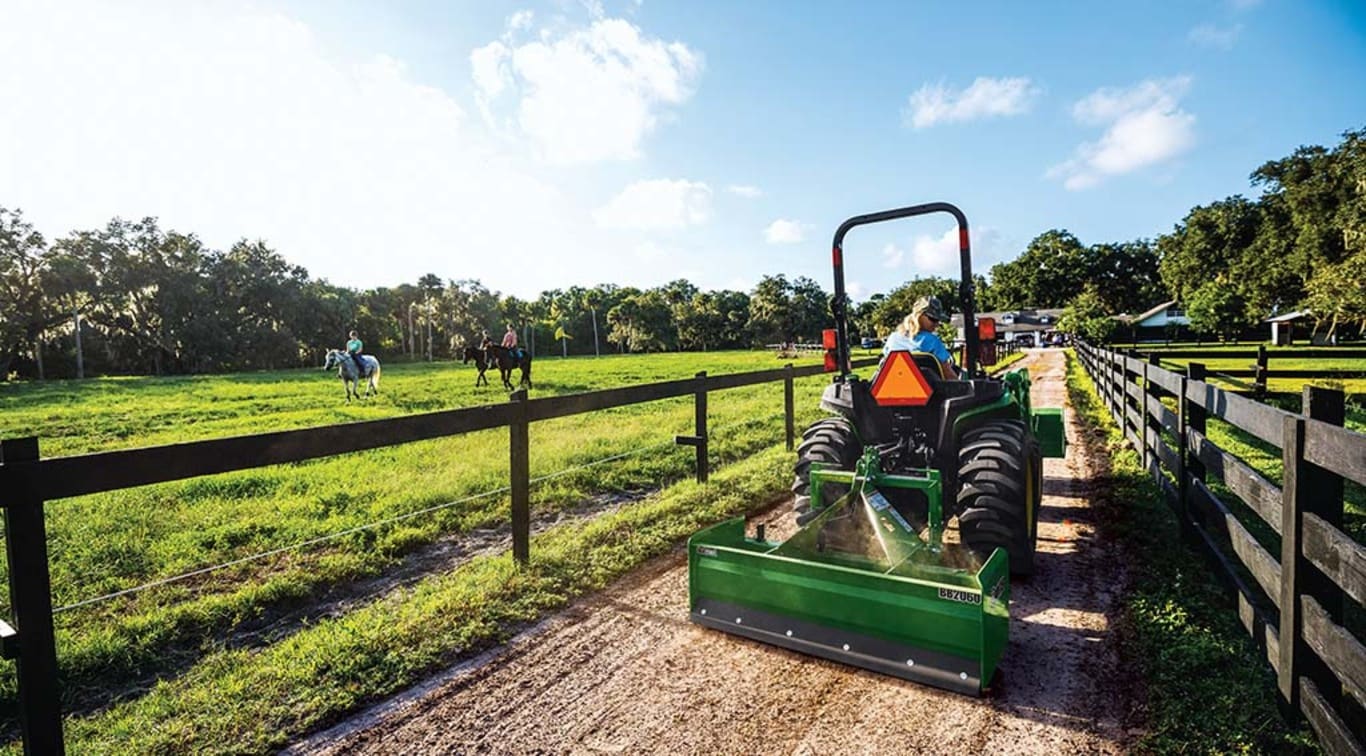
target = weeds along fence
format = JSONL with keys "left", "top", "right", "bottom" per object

{"left": 1135, "top": 345, "right": 1366, "bottom": 399}
{"left": 0, "top": 357, "right": 880, "bottom": 755}
{"left": 1075, "top": 341, "right": 1366, "bottom": 755}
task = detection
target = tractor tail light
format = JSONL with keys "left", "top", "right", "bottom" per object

{"left": 822, "top": 329, "right": 838, "bottom": 350}
{"left": 823, "top": 350, "right": 838, "bottom": 372}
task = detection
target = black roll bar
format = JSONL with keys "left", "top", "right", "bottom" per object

{"left": 830, "top": 202, "right": 978, "bottom": 377}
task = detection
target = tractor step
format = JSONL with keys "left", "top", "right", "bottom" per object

{"left": 688, "top": 517, "right": 1009, "bottom": 696}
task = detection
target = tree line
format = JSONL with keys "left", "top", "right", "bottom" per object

{"left": 0, "top": 212, "right": 839, "bottom": 380}
{"left": 1055, "top": 127, "right": 1366, "bottom": 342}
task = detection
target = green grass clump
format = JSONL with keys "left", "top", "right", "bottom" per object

{"left": 1065, "top": 350, "right": 1317, "bottom": 754}
{"left": 33, "top": 445, "right": 795, "bottom": 755}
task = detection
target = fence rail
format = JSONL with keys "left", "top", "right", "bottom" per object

{"left": 1132, "top": 345, "right": 1366, "bottom": 399}
{"left": 0, "top": 356, "right": 882, "bottom": 754}
{"left": 1075, "top": 341, "right": 1366, "bottom": 755}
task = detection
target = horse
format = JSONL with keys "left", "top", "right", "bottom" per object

{"left": 461, "top": 345, "right": 491, "bottom": 388}
{"left": 485, "top": 344, "right": 532, "bottom": 391}
{"left": 323, "top": 349, "right": 381, "bottom": 403}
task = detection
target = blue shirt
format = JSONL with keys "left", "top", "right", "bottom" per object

{"left": 883, "top": 331, "right": 954, "bottom": 366}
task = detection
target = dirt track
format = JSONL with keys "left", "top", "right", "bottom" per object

{"left": 295, "top": 349, "right": 1140, "bottom": 755}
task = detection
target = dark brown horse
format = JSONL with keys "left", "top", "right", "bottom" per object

{"left": 485, "top": 344, "right": 532, "bottom": 391}
{"left": 461, "top": 346, "right": 491, "bottom": 388}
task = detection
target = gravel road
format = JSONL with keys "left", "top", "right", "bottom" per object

{"left": 295, "top": 348, "right": 1141, "bottom": 755}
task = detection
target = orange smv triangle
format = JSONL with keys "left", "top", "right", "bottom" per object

{"left": 870, "top": 351, "right": 934, "bottom": 407}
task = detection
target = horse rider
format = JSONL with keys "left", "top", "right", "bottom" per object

{"left": 478, "top": 329, "right": 495, "bottom": 368}
{"left": 502, "top": 323, "right": 522, "bottom": 361}
{"left": 346, "top": 330, "right": 366, "bottom": 376}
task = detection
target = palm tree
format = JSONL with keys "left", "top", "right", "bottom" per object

{"left": 582, "top": 288, "right": 602, "bottom": 357}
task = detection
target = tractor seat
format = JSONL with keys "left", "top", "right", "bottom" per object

{"left": 909, "top": 352, "right": 950, "bottom": 382}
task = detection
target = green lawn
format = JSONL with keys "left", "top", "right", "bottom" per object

{"left": 0, "top": 349, "right": 848, "bottom": 745}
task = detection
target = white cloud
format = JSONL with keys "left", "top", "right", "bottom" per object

{"left": 882, "top": 229, "right": 959, "bottom": 275}
{"left": 764, "top": 219, "right": 811, "bottom": 244}
{"left": 594, "top": 179, "right": 712, "bottom": 230}
{"left": 0, "top": 1, "right": 632, "bottom": 297}
{"left": 883, "top": 227, "right": 1004, "bottom": 277}
{"left": 1048, "top": 77, "right": 1196, "bottom": 190}
{"left": 904, "top": 76, "right": 1039, "bottom": 129}
{"left": 726, "top": 184, "right": 763, "bottom": 198}
{"left": 507, "top": 10, "right": 535, "bottom": 32}
{"left": 471, "top": 16, "right": 703, "bottom": 164}
{"left": 1188, "top": 23, "right": 1242, "bottom": 50}
{"left": 634, "top": 240, "right": 672, "bottom": 261}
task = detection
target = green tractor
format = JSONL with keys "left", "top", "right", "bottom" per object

{"left": 688, "top": 202, "right": 1066, "bottom": 695}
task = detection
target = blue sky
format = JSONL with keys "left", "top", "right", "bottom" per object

{"left": 2, "top": 0, "right": 1363, "bottom": 301}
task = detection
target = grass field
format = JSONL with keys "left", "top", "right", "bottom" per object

{"left": 0, "top": 349, "right": 863, "bottom": 750}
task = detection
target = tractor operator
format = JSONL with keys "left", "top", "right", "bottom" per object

{"left": 883, "top": 296, "right": 959, "bottom": 379}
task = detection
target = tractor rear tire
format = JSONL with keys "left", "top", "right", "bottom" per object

{"left": 792, "top": 417, "right": 862, "bottom": 525}
{"left": 956, "top": 419, "right": 1042, "bottom": 576}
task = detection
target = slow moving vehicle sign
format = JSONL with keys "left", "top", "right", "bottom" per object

{"left": 869, "top": 351, "right": 934, "bottom": 407}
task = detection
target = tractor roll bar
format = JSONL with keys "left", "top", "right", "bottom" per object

{"left": 830, "top": 202, "right": 978, "bottom": 377}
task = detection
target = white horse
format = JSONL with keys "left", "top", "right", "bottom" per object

{"left": 323, "top": 349, "right": 381, "bottom": 403}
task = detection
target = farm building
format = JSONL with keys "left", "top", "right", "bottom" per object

{"left": 951, "top": 309, "right": 1064, "bottom": 344}
{"left": 1256, "top": 308, "right": 1344, "bottom": 344}
{"left": 1265, "top": 310, "right": 1320, "bottom": 345}
{"left": 1116, "top": 300, "right": 1192, "bottom": 342}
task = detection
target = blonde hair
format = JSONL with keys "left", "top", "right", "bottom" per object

{"left": 899, "top": 313, "right": 924, "bottom": 337}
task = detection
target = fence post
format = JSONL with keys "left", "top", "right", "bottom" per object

{"left": 1147, "top": 353, "right": 1166, "bottom": 469}
{"left": 1124, "top": 349, "right": 1138, "bottom": 438}
{"left": 1, "top": 437, "right": 66, "bottom": 756}
{"left": 1185, "top": 363, "right": 1207, "bottom": 529}
{"left": 1277, "top": 387, "right": 1345, "bottom": 710}
{"left": 1140, "top": 359, "right": 1151, "bottom": 470}
{"left": 784, "top": 364, "right": 795, "bottom": 452}
{"left": 1108, "top": 346, "right": 1119, "bottom": 418}
{"left": 694, "top": 371, "right": 709, "bottom": 483}
{"left": 1255, "top": 344, "right": 1268, "bottom": 400}
{"left": 508, "top": 390, "right": 530, "bottom": 564}
{"left": 1175, "top": 375, "right": 1191, "bottom": 535}
{"left": 1112, "top": 348, "right": 1123, "bottom": 423}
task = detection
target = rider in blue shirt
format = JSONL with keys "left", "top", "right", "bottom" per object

{"left": 883, "top": 295, "right": 960, "bottom": 379}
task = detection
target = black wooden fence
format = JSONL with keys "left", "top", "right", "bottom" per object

{"left": 1076, "top": 342, "right": 1366, "bottom": 755}
{"left": 1135, "top": 346, "right": 1366, "bottom": 399}
{"left": 0, "top": 356, "right": 881, "bottom": 755}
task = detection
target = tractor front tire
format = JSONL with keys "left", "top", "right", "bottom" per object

{"left": 792, "top": 417, "right": 862, "bottom": 525}
{"left": 956, "top": 419, "right": 1042, "bottom": 576}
